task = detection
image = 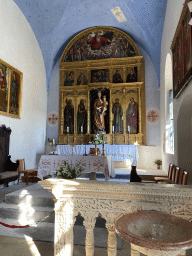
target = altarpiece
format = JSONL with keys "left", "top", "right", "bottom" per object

{"left": 58, "top": 27, "right": 146, "bottom": 145}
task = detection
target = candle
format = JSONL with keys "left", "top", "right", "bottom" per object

{"left": 52, "top": 139, "right": 56, "bottom": 146}
{"left": 112, "top": 126, "right": 114, "bottom": 132}
{"left": 81, "top": 126, "right": 83, "bottom": 133}
{"left": 128, "top": 125, "right": 130, "bottom": 133}
{"left": 67, "top": 126, "right": 69, "bottom": 133}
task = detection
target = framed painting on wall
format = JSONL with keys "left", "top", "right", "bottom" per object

{"left": 171, "top": 1, "right": 192, "bottom": 98}
{"left": 0, "top": 59, "right": 22, "bottom": 118}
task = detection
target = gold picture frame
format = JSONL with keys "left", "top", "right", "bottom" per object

{"left": 171, "top": 0, "right": 192, "bottom": 98}
{"left": 0, "top": 59, "right": 23, "bottom": 118}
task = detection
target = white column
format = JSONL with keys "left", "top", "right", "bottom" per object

{"left": 131, "top": 244, "right": 140, "bottom": 256}
{"left": 106, "top": 224, "right": 117, "bottom": 256}
{"left": 54, "top": 199, "right": 76, "bottom": 256}
{"left": 84, "top": 222, "right": 95, "bottom": 256}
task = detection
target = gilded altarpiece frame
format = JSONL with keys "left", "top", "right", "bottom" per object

{"left": 59, "top": 27, "right": 146, "bottom": 145}
{"left": 171, "top": 0, "right": 192, "bottom": 98}
{"left": 0, "top": 59, "right": 23, "bottom": 118}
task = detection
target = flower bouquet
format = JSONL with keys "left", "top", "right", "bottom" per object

{"left": 154, "top": 159, "right": 162, "bottom": 169}
{"left": 93, "top": 133, "right": 103, "bottom": 144}
{"left": 55, "top": 161, "right": 83, "bottom": 179}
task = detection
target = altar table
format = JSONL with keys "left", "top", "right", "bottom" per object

{"left": 37, "top": 155, "right": 115, "bottom": 180}
{"left": 56, "top": 144, "right": 138, "bottom": 162}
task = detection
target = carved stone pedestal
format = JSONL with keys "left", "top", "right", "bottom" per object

{"left": 39, "top": 179, "right": 192, "bottom": 256}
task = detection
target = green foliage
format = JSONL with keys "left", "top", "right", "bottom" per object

{"left": 55, "top": 161, "right": 83, "bottom": 179}
{"left": 154, "top": 159, "right": 162, "bottom": 165}
{"left": 92, "top": 133, "right": 107, "bottom": 144}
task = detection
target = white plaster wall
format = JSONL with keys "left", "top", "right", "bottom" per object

{"left": 0, "top": 0, "right": 47, "bottom": 168}
{"left": 138, "top": 47, "right": 161, "bottom": 147}
{"left": 46, "top": 62, "right": 60, "bottom": 150}
{"left": 137, "top": 145, "right": 161, "bottom": 170}
{"left": 161, "top": 0, "right": 192, "bottom": 179}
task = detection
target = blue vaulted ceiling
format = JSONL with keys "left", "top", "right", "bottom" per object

{"left": 13, "top": 0, "right": 168, "bottom": 90}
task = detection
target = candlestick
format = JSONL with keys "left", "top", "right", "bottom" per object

{"left": 67, "top": 127, "right": 69, "bottom": 145}
{"left": 101, "top": 138, "right": 105, "bottom": 156}
{"left": 81, "top": 127, "right": 83, "bottom": 145}
{"left": 128, "top": 132, "right": 130, "bottom": 145}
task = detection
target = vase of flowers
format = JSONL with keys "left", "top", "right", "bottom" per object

{"left": 93, "top": 133, "right": 103, "bottom": 144}
{"left": 92, "top": 134, "right": 101, "bottom": 156}
{"left": 154, "top": 159, "right": 162, "bottom": 169}
{"left": 55, "top": 161, "right": 83, "bottom": 179}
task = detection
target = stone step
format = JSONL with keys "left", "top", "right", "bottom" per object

{"left": 0, "top": 183, "right": 123, "bottom": 249}
{"left": 4, "top": 183, "right": 54, "bottom": 208}
{"left": 0, "top": 218, "right": 54, "bottom": 242}
{"left": 0, "top": 203, "right": 107, "bottom": 228}
{"left": 0, "top": 218, "right": 122, "bottom": 249}
{"left": 0, "top": 203, "right": 54, "bottom": 225}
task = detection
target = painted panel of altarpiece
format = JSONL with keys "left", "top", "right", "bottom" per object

{"left": 59, "top": 27, "right": 145, "bottom": 145}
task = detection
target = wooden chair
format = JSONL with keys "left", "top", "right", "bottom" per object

{"left": 174, "top": 167, "right": 181, "bottom": 184}
{"left": 17, "top": 159, "right": 37, "bottom": 185}
{"left": 139, "top": 163, "right": 174, "bottom": 183}
{"left": 181, "top": 170, "right": 189, "bottom": 185}
{"left": 154, "top": 163, "right": 175, "bottom": 183}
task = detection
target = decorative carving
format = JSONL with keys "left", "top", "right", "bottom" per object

{"left": 106, "top": 224, "right": 117, "bottom": 256}
{"left": 0, "top": 125, "right": 12, "bottom": 173}
{"left": 0, "top": 125, "right": 11, "bottom": 136}
{"left": 170, "top": 203, "right": 192, "bottom": 220}
{"left": 39, "top": 179, "right": 192, "bottom": 256}
{"left": 83, "top": 212, "right": 97, "bottom": 256}
{"left": 54, "top": 198, "right": 77, "bottom": 256}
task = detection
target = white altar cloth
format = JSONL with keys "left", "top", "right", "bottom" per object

{"left": 56, "top": 144, "right": 138, "bottom": 162}
{"left": 37, "top": 155, "right": 115, "bottom": 180}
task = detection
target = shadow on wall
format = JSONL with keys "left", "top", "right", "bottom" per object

{"left": 177, "top": 92, "right": 192, "bottom": 185}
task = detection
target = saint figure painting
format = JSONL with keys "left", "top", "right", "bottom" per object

{"left": 77, "top": 99, "right": 87, "bottom": 133}
{"left": 112, "top": 98, "right": 123, "bottom": 133}
{"left": 126, "top": 97, "right": 138, "bottom": 134}
{"left": 64, "top": 99, "right": 74, "bottom": 134}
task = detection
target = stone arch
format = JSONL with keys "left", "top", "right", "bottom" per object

{"left": 165, "top": 53, "right": 173, "bottom": 117}
{"left": 164, "top": 53, "right": 174, "bottom": 154}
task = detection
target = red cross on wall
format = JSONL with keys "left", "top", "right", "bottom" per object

{"left": 48, "top": 113, "right": 58, "bottom": 125}
{"left": 147, "top": 110, "right": 159, "bottom": 123}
